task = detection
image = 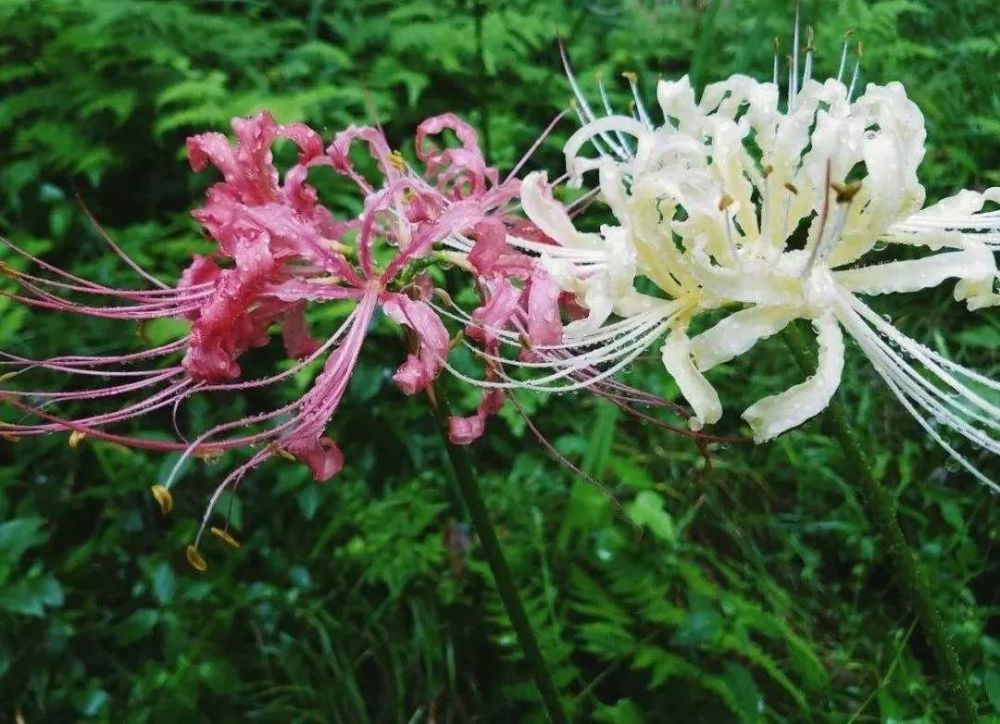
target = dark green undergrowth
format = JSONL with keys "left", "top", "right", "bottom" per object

{"left": 1, "top": 0, "right": 998, "bottom": 721}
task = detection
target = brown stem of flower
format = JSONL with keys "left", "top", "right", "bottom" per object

{"left": 425, "top": 379, "right": 569, "bottom": 723}
{"left": 783, "top": 323, "right": 975, "bottom": 723}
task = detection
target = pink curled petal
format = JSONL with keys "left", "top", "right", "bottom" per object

{"left": 382, "top": 199, "right": 484, "bottom": 282}
{"left": 448, "top": 389, "right": 504, "bottom": 445}
{"left": 414, "top": 113, "right": 494, "bottom": 196}
{"left": 468, "top": 277, "right": 521, "bottom": 344}
{"left": 288, "top": 436, "right": 344, "bottom": 482}
{"left": 228, "top": 112, "right": 282, "bottom": 203}
{"left": 187, "top": 131, "right": 237, "bottom": 175}
{"left": 327, "top": 125, "right": 396, "bottom": 188}
{"left": 448, "top": 413, "right": 485, "bottom": 445}
{"left": 179, "top": 255, "right": 221, "bottom": 289}
{"left": 279, "top": 122, "right": 325, "bottom": 162}
{"left": 468, "top": 219, "right": 534, "bottom": 278}
{"left": 282, "top": 164, "right": 320, "bottom": 214}
{"left": 383, "top": 293, "right": 450, "bottom": 395}
{"left": 468, "top": 219, "right": 507, "bottom": 275}
{"left": 281, "top": 302, "right": 321, "bottom": 359}
{"left": 526, "top": 269, "right": 563, "bottom": 346}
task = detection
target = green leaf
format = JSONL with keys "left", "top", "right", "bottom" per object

{"left": 0, "top": 517, "right": 49, "bottom": 562}
{"left": 670, "top": 610, "right": 723, "bottom": 647}
{"left": 722, "top": 662, "right": 763, "bottom": 722}
{"left": 117, "top": 609, "right": 161, "bottom": 645}
{"left": 625, "top": 491, "right": 676, "bottom": 544}
{"left": 152, "top": 561, "right": 176, "bottom": 605}
{"left": 0, "top": 582, "right": 45, "bottom": 616}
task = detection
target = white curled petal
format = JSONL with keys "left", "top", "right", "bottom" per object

{"left": 742, "top": 314, "right": 845, "bottom": 442}
{"left": 690, "top": 306, "right": 798, "bottom": 371}
{"left": 661, "top": 330, "right": 722, "bottom": 429}
{"left": 564, "top": 274, "right": 613, "bottom": 336}
{"left": 954, "top": 278, "right": 1000, "bottom": 311}
{"left": 691, "top": 262, "right": 801, "bottom": 305}
{"left": 656, "top": 75, "right": 700, "bottom": 131}
{"left": 901, "top": 186, "right": 1000, "bottom": 222}
{"left": 833, "top": 246, "right": 996, "bottom": 296}
{"left": 521, "top": 172, "right": 603, "bottom": 251}
{"left": 563, "top": 116, "right": 647, "bottom": 185}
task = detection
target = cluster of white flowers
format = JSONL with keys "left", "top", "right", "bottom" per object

{"left": 509, "top": 32, "right": 1000, "bottom": 487}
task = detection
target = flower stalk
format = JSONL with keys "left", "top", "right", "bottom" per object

{"left": 426, "top": 379, "right": 568, "bottom": 723}
{"left": 783, "top": 323, "right": 975, "bottom": 723}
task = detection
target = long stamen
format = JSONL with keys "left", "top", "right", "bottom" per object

{"left": 848, "top": 41, "right": 863, "bottom": 100}
{"left": 790, "top": 0, "right": 801, "bottom": 108}
{"left": 836, "top": 29, "right": 854, "bottom": 83}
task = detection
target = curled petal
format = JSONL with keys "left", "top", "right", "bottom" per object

{"left": 660, "top": 329, "right": 722, "bottom": 430}
{"left": 742, "top": 313, "right": 845, "bottom": 442}
{"left": 279, "top": 122, "right": 325, "bottom": 162}
{"left": 384, "top": 294, "right": 450, "bottom": 395}
{"left": 521, "top": 172, "right": 603, "bottom": 251}
{"left": 179, "top": 255, "right": 221, "bottom": 290}
{"left": 833, "top": 246, "right": 996, "bottom": 296}
{"left": 327, "top": 125, "right": 396, "bottom": 187}
{"left": 526, "top": 269, "right": 563, "bottom": 346}
{"left": 448, "top": 389, "right": 504, "bottom": 445}
{"left": 468, "top": 219, "right": 532, "bottom": 278}
{"left": 287, "top": 436, "right": 344, "bottom": 482}
{"left": 468, "top": 278, "right": 521, "bottom": 345}
{"left": 281, "top": 302, "right": 321, "bottom": 359}
{"left": 415, "top": 113, "right": 496, "bottom": 195}
{"left": 690, "top": 306, "right": 797, "bottom": 371}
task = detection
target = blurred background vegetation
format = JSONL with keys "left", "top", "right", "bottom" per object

{"left": 1, "top": 0, "right": 998, "bottom": 721}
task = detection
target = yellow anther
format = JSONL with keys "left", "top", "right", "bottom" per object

{"left": 0, "top": 261, "right": 17, "bottom": 277}
{"left": 783, "top": 182, "right": 799, "bottom": 195}
{"left": 857, "top": 41, "right": 864, "bottom": 58}
{"left": 389, "top": 150, "right": 407, "bottom": 171}
{"left": 805, "top": 26, "right": 814, "bottom": 51}
{"left": 310, "top": 275, "right": 342, "bottom": 285}
{"left": 68, "top": 430, "right": 87, "bottom": 449}
{"left": 518, "top": 333, "right": 534, "bottom": 351}
{"left": 718, "top": 194, "right": 735, "bottom": 212}
{"left": 186, "top": 545, "right": 207, "bottom": 572}
{"left": 151, "top": 485, "right": 173, "bottom": 515}
{"left": 210, "top": 527, "right": 241, "bottom": 548}
{"left": 1, "top": 432, "right": 20, "bottom": 443}
{"left": 322, "top": 239, "right": 352, "bottom": 255}
{"left": 194, "top": 448, "right": 223, "bottom": 463}
{"left": 266, "top": 441, "right": 297, "bottom": 461}
{"left": 621, "top": 70, "right": 638, "bottom": 83}
{"left": 434, "top": 288, "right": 455, "bottom": 308}
{"left": 761, "top": 164, "right": 774, "bottom": 178}
{"left": 832, "top": 181, "right": 863, "bottom": 203}
{"left": 0, "top": 371, "right": 20, "bottom": 383}
{"left": 843, "top": 28, "right": 855, "bottom": 40}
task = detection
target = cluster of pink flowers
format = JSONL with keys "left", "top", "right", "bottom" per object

{"left": 0, "top": 113, "right": 558, "bottom": 540}
{"left": 0, "top": 108, "right": 705, "bottom": 556}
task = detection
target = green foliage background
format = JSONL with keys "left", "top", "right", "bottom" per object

{"left": 1, "top": 0, "right": 998, "bottom": 721}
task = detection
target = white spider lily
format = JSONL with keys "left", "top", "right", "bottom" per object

{"left": 513, "top": 30, "right": 1000, "bottom": 486}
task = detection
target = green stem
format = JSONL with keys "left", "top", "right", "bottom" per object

{"left": 427, "top": 381, "right": 569, "bottom": 723}
{"left": 783, "top": 324, "right": 975, "bottom": 723}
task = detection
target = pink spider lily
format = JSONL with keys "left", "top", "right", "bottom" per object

{"left": 0, "top": 110, "right": 559, "bottom": 559}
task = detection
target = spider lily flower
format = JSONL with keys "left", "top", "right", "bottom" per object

{"left": 1, "top": 110, "right": 543, "bottom": 557}
{"left": 502, "top": 27, "right": 999, "bottom": 485}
